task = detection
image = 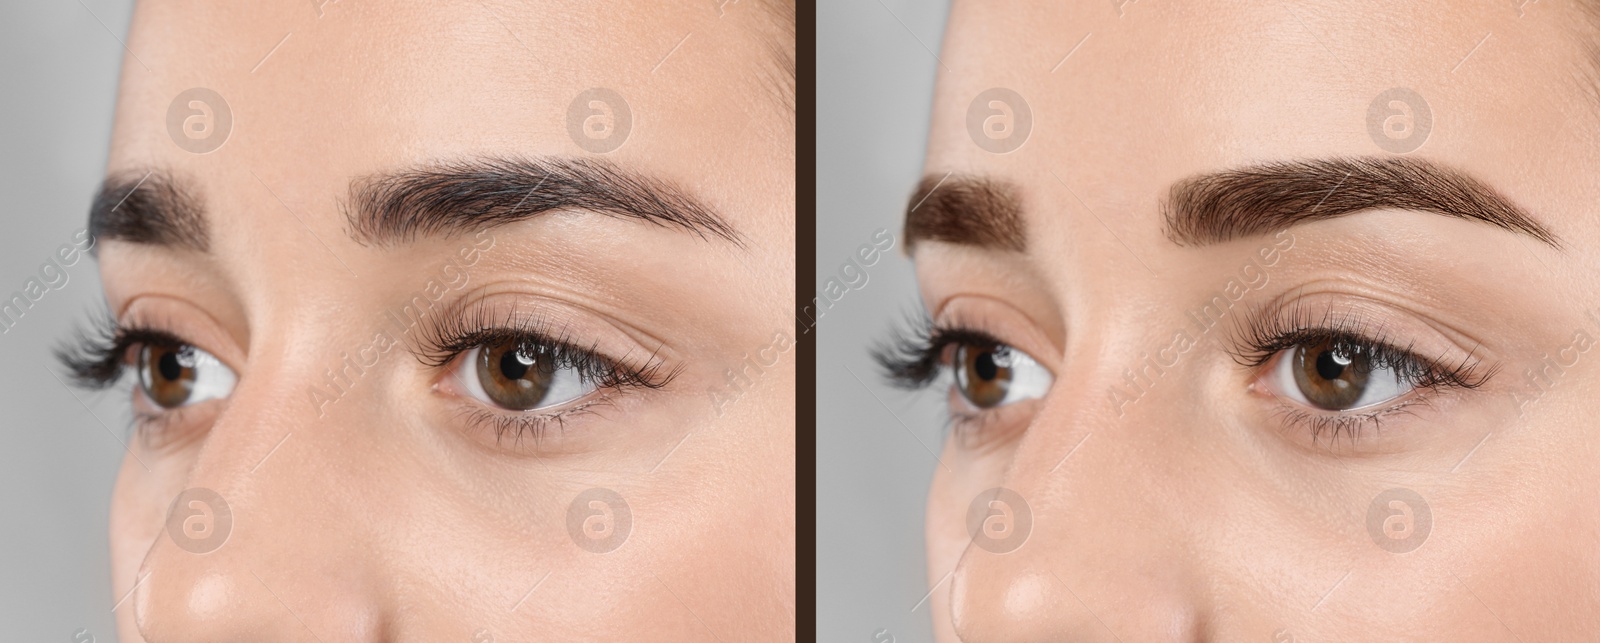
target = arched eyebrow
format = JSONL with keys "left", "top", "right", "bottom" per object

{"left": 344, "top": 156, "right": 742, "bottom": 247}
{"left": 902, "top": 156, "right": 1559, "bottom": 255}
{"left": 1162, "top": 156, "right": 1559, "bottom": 248}
{"left": 86, "top": 156, "right": 742, "bottom": 253}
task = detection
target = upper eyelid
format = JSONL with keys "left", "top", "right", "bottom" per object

{"left": 1247, "top": 329, "right": 1494, "bottom": 392}
{"left": 407, "top": 291, "right": 680, "bottom": 369}
{"left": 429, "top": 327, "right": 679, "bottom": 396}
{"left": 412, "top": 325, "right": 576, "bottom": 368}
{"left": 1233, "top": 292, "right": 1496, "bottom": 372}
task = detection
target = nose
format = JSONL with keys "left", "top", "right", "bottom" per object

{"left": 946, "top": 369, "right": 1209, "bottom": 641}
{"left": 130, "top": 356, "right": 391, "bottom": 641}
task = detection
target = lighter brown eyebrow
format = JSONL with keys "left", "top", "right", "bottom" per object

{"left": 903, "top": 175, "right": 1026, "bottom": 253}
{"left": 1163, "top": 156, "right": 1559, "bottom": 248}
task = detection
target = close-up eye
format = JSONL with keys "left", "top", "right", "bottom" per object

{"left": 418, "top": 306, "right": 679, "bottom": 439}
{"left": 874, "top": 318, "right": 1055, "bottom": 417}
{"left": 1263, "top": 338, "right": 1410, "bottom": 412}
{"left": 952, "top": 341, "right": 1052, "bottom": 410}
{"left": 1238, "top": 305, "right": 1494, "bottom": 428}
{"left": 135, "top": 342, "right": 236, "bottom": 410}
{"left": 452, "top": 338, "right": 596, "bottom": 411}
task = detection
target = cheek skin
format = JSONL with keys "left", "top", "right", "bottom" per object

{"left": 925, "top": 442, "right": 979, "bottom": 643}
{"left": 110, "top": 451, "right": 166, "bottom": 643}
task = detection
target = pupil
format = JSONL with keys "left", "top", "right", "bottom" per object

{"left": 158, "top": 351, "right": 183, "bottom": 381}
{"left": 500, "top": 348, "right": 535, "bottom": 381}
{"left": 974, "top": 351, "right": 998, "bottom": 381}
{"left": 1315, "top": 346, "right": 1352, "bottom": 380}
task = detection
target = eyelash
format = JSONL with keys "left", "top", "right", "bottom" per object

{"left": 1230, "top": 301, "right": 1494, "bottom": 443}
{"left": 412, "top": 303, "right": 677, "bottom": 445}
{"left": 873, "top": 313, "right": 993, "bottom": 389}
{"left": 872, "top": 303, "right": 1498, "bottom": 445}
{"left": 55, "top": 312, "right": 176, "bottom": 391}
{"left": 873, "top": 313, "right": 1010, "bottom": 435}
{"left": 53, "top": 306, "right": 678, "bottom": 447}
{"left": 55, "top": 313, "right": 207, "bottom": 435}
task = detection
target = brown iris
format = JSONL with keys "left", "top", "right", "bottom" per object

{"left": 138, "top": 344, "right": 197, "bottom": 408}
{"left": 955, "top": 342, "right": 1012, "bottom": 409}
{"left": 477, "top": 340, "right": 558, "bottom": 410}
{"left": 1292, "top": 340, "right": 1372, "bottom": 410}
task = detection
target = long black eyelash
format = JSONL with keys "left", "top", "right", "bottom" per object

{"left": 872, "top": 312, "right": 1001, "bottom": 390}
{"left": 54, "top": 312, "right": 184, "bottom": 390}
{"left": 1230, "top": 300, "right": 1495, "bottom": 392}
{"left": 412, "top": 303, "right": 678, "bottom": 395}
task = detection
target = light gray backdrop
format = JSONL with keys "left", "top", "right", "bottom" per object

{"left": 817, "top": 0, "right": 951, "bottom": 640}
{"left": 0, "top": 0, "right": 134, "bottom": 639}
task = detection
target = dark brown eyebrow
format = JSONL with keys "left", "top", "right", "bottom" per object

{"left": 903, "top": 175, "right": 1026, "bottom": 253}
{"left": 1164, "top": 156, "right": 1558, "bottom": 247}
{"left": 345, "top": 156, "right": 741, "bottom": 247}
{"left": 87, "top": 158, "right": 741, "bottom": 255}
{"left": 88, "top": 171, "right": 209, "bottom": 254}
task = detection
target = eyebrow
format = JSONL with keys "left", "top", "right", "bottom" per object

{"left": 1164, "top": 156, "right": 1558, "bottom": 247}
{"left": 903, "top": 175, "right": 1026, "bottom": 253}
{"left": 88, "top": 171, "right": 209, "bottom": 254}
{"left": 346, "top": 156, "right": 741, "bottom": 247}
{"left": 87, "top": 157, "right": 740, "bottom": 253}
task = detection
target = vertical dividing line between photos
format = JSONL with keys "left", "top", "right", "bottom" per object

{"left": 796, "top": 0, "right": 818, "bottom": 639}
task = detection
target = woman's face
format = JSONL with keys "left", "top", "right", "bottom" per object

{"left": 911, "top": 1, "right": 1600, "bottom": 639}
{"left": 94, "top": 1, "right": 793, "bottom": 640}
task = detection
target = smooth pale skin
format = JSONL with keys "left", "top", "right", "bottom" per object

{"left": 918, "top": 1, "right": 1600, "bottom": 640}
{"left": 102, "top": 1, "right": 793, "bottom": 640}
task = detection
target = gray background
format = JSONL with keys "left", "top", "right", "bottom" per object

{"left": 816, "top": 0, "right": 951, "bottom": 640}
{"left": 0, "top": 0, "right": 134, "bottom": 639}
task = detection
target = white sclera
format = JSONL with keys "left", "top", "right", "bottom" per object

{"left": 1272, "top": 346, "right": 1410, "bottom": 410}
{"left": 959, "top": 345, "right": 1051, "bottom": 407}
{"left": 139, "top": 345, "right": 236, "bottom": 407}
{"left": 458, "top": 346, "right": 595, "bottom": 411}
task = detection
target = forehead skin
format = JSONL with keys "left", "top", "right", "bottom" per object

{"left": 920, "top": 0, "right": 1600, "bottom": 640}
{"left": 103, "top": 0, "right": 793, "bottom": 640}
{"left": 109, "top": 0, "right": 792, "bottom": 263}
